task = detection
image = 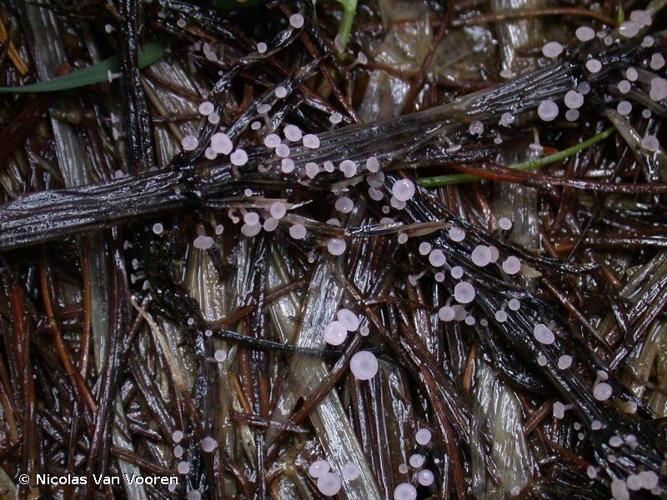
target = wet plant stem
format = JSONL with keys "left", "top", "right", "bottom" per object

{"left": 0, "top": 41, "right": 165, "bottom": 93}
{"left": 419, "top": 126, "right": 616, "bottom": 187}
{"left": 336, "top": 0, "right": 358, "bottom": 51}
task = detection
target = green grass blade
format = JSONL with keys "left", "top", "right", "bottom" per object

{"left": 418, "top": 127, "right": 616, "bottom": 188}
{"left": 0, "top": 41, "right": 166, "bottom": 94}
{"left": 335, "top": 0, "right": 358, "bottom": 51}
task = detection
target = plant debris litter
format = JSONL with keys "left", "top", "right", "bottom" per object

{"left": 0, "top": 0, "right": 666, "bottom": 499}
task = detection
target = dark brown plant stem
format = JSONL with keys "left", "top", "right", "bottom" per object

{"left": 441, "top": 161, "right": 667, "bottom": 193}
{"left": 523, "top": 399, "right": 556, "bottom": 436}
{"left": 345, "top": 280, "right": 470, "bottom": 500}
{"left": 84, "top": 234, "right": 127, "bottom": 487}
{"left": 277, "top": 4, "right": 355, "bottom": 116}
{"left": 450, "top": 7, "right": 614, "bottom": 27}
{"left": 291, "top": 334, "right": 364, "bottom": 425}
{"left": 10, "top": 285, "right": 36, "bottom": 497}
{"left": 230, "top": 411, "right": 309, "bottom": 434}
{"left": 540, "top": 276, "right": 612, "bottom": 352}
{"left": 118, "top": 0, "right": 157, "bottom": 173}
{"left": 39, "top": 258, "right": 97, "bottom": 413}
{"left": 401, "top": 6, "right": 452, "bottom": 113}
{"left": 79, "top": 238, "right": 92, "bottom": 377}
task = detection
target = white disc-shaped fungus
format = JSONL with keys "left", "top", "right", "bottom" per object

{"left": 308, "top": 460, "right": 330, "bottom": 478}
{"left": 575, "top": 26, "right": 595, "bottom": 41}
{"left": 289, "top": 223, "right": 307, "bottom": 240}
{"left": 350, "top": 351, "right": 379, "bottom": 380}
{"left": 586, "top": 59, "right": 602, "bottom": 73}
{"left": 415, "top": 428, "right": 431, "bottom": 445}
{"left": 335, "top": 196, "right": 354, "bottom": 214}
{"left": 264, "top": 134, "right": 281, "bottom": 149}
{"left": 303, "top": 134, "right": 320, "bottom": 149}
{"left": 230, "top": 149, "right": 248, "bottom": 166}
{"left": 538, "top": 100, "right": 559, "bottom": 121}
{"left": 181, "top": 135, "right": 198, "bottom": 151}
{"left": 283, "top": 124, "right": 302, "bottom": 142}
{"left": 448, "top": 227, "right": 465, "bottom": 242}
{"left": 542, "top": 41, "right": 563, "bottom": 58}
{"left": 454, "top": 282, "right": 475, "bottom": 304}
{"left": 593, "top": 382, "right": 612, "bottom": 401}
{"left": 558, "top": 355, "right": 572, "bottom": 369}
{"left": 270, "top": 201, "right": 287, "bottom": 219}
{"left": 211, "top": 133, "right": 233, "bottom": 154}
{"left": 438, "top": 306, "right": 455, "bottom": 322}
{"left": 337, "top": 309, "right": 360, "bottom": 331}
{"left": 409, "top": 453, "right": 425, "bottom": 468}
{"left": 198, "top": 101, "right": 214, "bottom": 116}
{"left": 342, "top": 462, "right": 360, "bottom": 481}
{"left": 394, "top": 483, "right": 417, "bottom": 500}
{"left": 317, "top": 473, "right": 342, "bottom": 496}
{"left": 327, "top": 239, "right": 347, "bottom": 256}
{"left": 498, "top": 217, "right": 512, "bottom": 230}
{"left": 201, "top": 436, "right": 218, "bottom": 453}
{"left": 289, "top": 13, "right": 305, "bottom": 29}
{"left": 533, "top": 323, "right": 555, "bottom": 345}
{"left": 323, "top": 321, "right": 347, "bottom": 346}
{"left": 428, "top": 249, "right": 446, "bottom": 267}
{"left": 502, "top": 256, "right": 521, "bottom": 274}
{"left": 392, "top": 179, "right": 416, "bottom": 202}
{"left": 193, "top": 235, "right": 214, "bottom": 250}
{"left": 564, "top": 90, "right": 584, "bottom": 109}
{"left": 471, "top": 245, "right": 492, "bottom": 267}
